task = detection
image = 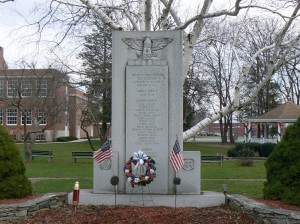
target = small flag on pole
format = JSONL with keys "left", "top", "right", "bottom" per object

{"left": 93, "top": 139, "right": 112, "bottom": 163}
{"left": 169, "top": 137, "right": 184, "bottom": 172}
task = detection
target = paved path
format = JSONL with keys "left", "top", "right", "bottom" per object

{"left": 29, "top": 177, "right": 92, "bottom": 183}
{"left": 29, "top": 177, "right": 266, "bottom": 183}
{"left": 202, "top": 179, "right": 266, "bottom": 181}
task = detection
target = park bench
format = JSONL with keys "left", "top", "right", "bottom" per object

{"left": 201, "top": 155, "right": 223, "bottom": 166}
{"left": 72, "top": 151, "right": 93, "bottom": 163}
{"left": 32, "top": 150, "right": 53, "bottom": 162}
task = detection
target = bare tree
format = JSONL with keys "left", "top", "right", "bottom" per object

{"left": 234, "top": 17, "right": 283, "bottom": 137}
{"left": 183, "top": 2, "right": 300, "bottom": 140}
{"left": 12, "top": 0, "right": 300, "bottom": 140}
{"left": 278, "top": 55, "right": 300, "bottom": 105}
{"left": 193, "top": 19, "right": 237, "bottom": 143}
{"left": 0, "top": 65, "right": 69, "bottom": 161}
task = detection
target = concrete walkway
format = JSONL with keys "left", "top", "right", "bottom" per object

{"left": 29, "top": 177, "right": 266, "bottom": 183}
{"left": 67, "top": 190, "right": 226, "bottom": 208}
{"left": 29, "top": 177, "right": 92, "bottom": 183}
{"left": 202, "top": 178, "right": 266, "bottom": 181}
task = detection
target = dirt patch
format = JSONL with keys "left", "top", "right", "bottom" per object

{"left": 3, "top": 204, "right": 254, "bottom": 224}
{"left": 1, "top": 195, "right": 299, "bottom": 224}
{"left": 0, "top": 195, "right": 40, "bottom": 205}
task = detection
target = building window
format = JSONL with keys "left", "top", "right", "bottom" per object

{"left": 7, "top": 80, "right": 18, "bottom": 97}
{"left": 36, "top": 133, "right": 46, "bottom": 141}
{"left": 0, "top": 80, "right": 3, "bottom": 97}
{"left": 37, "top": 108, "right": 46, "bottom": 125}
{"left": 6, "top": 108, "right": 18, "bottom": 125}
{"left": 21, "top": 80, "right": 32, "bottom": 97}
{"left": 0, "top": 108, "right": 2, "bottom": 124}
{"left": 37, "top": 80, "right": 47, "bottom": 97}
{"left": 21, "top": 109, "right": 32, "bottom": 125}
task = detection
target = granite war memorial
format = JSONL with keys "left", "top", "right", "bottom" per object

{"left": 93, "top": 31, "right": 201, "bottom": 196}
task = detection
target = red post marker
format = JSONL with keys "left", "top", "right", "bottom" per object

{"left": 72, "top": 181, "right": 80, "bottom": 206}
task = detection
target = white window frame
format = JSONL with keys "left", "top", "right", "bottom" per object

{"left": 35, "top": 133, "right": 46, "bottom": 141}
{"left": 7, "top": 80, "right": 18, "bottom": 97}
{"left": 0, "top": 80, "right": 3, "bottom": 97}
{"left": 21, "top": 80, "right": 32, "bottom": 97}
{"left": 0, "top": 108, "right": 2, "bottom": 124}
{"left": 6, "top": 108, "right": 18, "bottom": 125}
{"left": 21, "top": 109, "right": 32, "bottom": 125}
{"left": 36, "top": 108, "right": 46, "bottom": 125}
{"left": 37, "top": 80, "right": 47, "bottom": 97}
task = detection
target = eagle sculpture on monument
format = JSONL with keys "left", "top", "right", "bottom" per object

{"left": 122, "top": 36, "right": 173, "bottom": 60}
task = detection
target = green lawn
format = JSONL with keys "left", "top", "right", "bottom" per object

{"left": 18, "top": 140, "right": 267, "bottom": 198}
{"left": 18, "top": 141, "right": 98, "bottom": 178}
{"left": 32, "top": 179, "right": 93, "bottom": 194}
{"left": 183, "top": 142, "right": 233, "bottom": 156}
{"left": 202, "top": 180, "right": 264, "bottom": 198}
{"left": 201, "top": 160, "right": 266, "bottom": 179}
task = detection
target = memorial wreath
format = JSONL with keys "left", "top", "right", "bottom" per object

{"left": 124, "top": 150, "right": 156, "bottom": 187}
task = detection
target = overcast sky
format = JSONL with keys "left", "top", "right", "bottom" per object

{"left": 0, "top": 0, "right": 202, "bottom": 69}
{"left": 0, "top": 0, "right": 30, "bottom": 62}
{"left": 0, "top": 0, "right": 83, "bottom": 69}
{"left": 0, "top": 0, "right": 290, "bottom": 70}
{"left": 0, "top": 0, "right": 36, "bottom": 65}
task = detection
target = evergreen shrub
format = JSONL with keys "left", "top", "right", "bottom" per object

{"left": 237, "top": 147, "right": 254, "bottom": 166}
{"left": 259, "top": 143, "right": 276, "bottom": 157}
{"left": 263, "top": 117, "right": 300, "bottom": 206}
{"left": 56, "top": 136, "right": 78, "bottom": 142}
{"left": 227, "top": 147, "right": 238, "bottom": 157}
{"left": 227, "top": 142, "right": 260, "bottom": 157}
{"left": 228, "top": 142, "right": 275, "bottom": 157}
{"left": 0, "top": 125, "right": 32, "bottom": 199}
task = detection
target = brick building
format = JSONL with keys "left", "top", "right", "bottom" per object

{"left": 0, "top": 47, "right": 94, "bottom": 141}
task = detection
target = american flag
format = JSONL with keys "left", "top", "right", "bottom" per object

{"left": 93, "top": 139, "right": 112, "bottom": 163}
{"left": 169, "top": 137, "right": 184, "bottom": 172}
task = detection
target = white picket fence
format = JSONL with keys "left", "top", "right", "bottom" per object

{"left": 235, "top": 138, "right": 277, "bottom": 144}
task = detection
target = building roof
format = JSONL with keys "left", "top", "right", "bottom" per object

{"left": 248, "top": 101, "right": 300, "bottom": 122}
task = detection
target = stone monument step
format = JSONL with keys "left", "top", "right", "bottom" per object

{"left": 68, "top": 189, "right": 225, "bottom": 208}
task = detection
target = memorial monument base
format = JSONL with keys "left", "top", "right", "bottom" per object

{"left": 68, "top": 189, "right": 225, "bottom": 208}
{"left": 93, "top": 151, "right": 201, "bottom": 194}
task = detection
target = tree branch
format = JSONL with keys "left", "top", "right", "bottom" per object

{"left": 138, "top": 0, "right": 146, "bottom": 30}
{"left": 176, "top": 0, "right": 243, "bottom": 30}
{"left": 159, "top": 0, "right": 181, "bottom": 26}
{"left": 160, "top": 0, "right": 173, "bottom": 31}
{"left": 79, "top": 0, "right": 123, "bottom": 30}
{"left": 183, "top": 3, "right": 300, "bottom": 140}
{"left": 123, "top": 8, "right": 140, "bottom": 31}
{"left": 145, "top": 0, "right": 152, "bottom": 31}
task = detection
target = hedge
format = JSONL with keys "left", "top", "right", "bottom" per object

{"left": 227, "top": 142, "right": 276, "bottom": 157}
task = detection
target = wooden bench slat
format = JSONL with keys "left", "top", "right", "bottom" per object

{"left": 72, "top": 151, "right": 93, "bottom": 162}
{"left": 32, "top": 150, "right": 53, "bottom": 162}
{"left": 201, "top": 155, "right": 223, "bottom": 166}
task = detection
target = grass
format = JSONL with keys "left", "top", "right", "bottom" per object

{"left": 201, "top": 160, "right": 266, "bottom": 179}
{"left": 32, "top": 179, "right": 93, "bottom": 194}
{"left": 201, "top": 180, "right": 264, "bottom": 198}
{"left": 183, "top": 142, "right": 232, "bottom": 156}
{"left": 17, "top": 140, "right": 267, "bottom": 198}
{"left": 19, "top": 141, "right": 98, "bottom": 178}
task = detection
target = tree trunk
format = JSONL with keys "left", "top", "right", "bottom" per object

{"left": 24, "top": 141, "right": 32, "bottom": 162}
{"left": 100, "top": 122, "right": 108, "bottom": 145}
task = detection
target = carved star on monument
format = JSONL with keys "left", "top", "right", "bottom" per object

{"left": 122, "top": 36, "right": 173, "bottom": 60}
